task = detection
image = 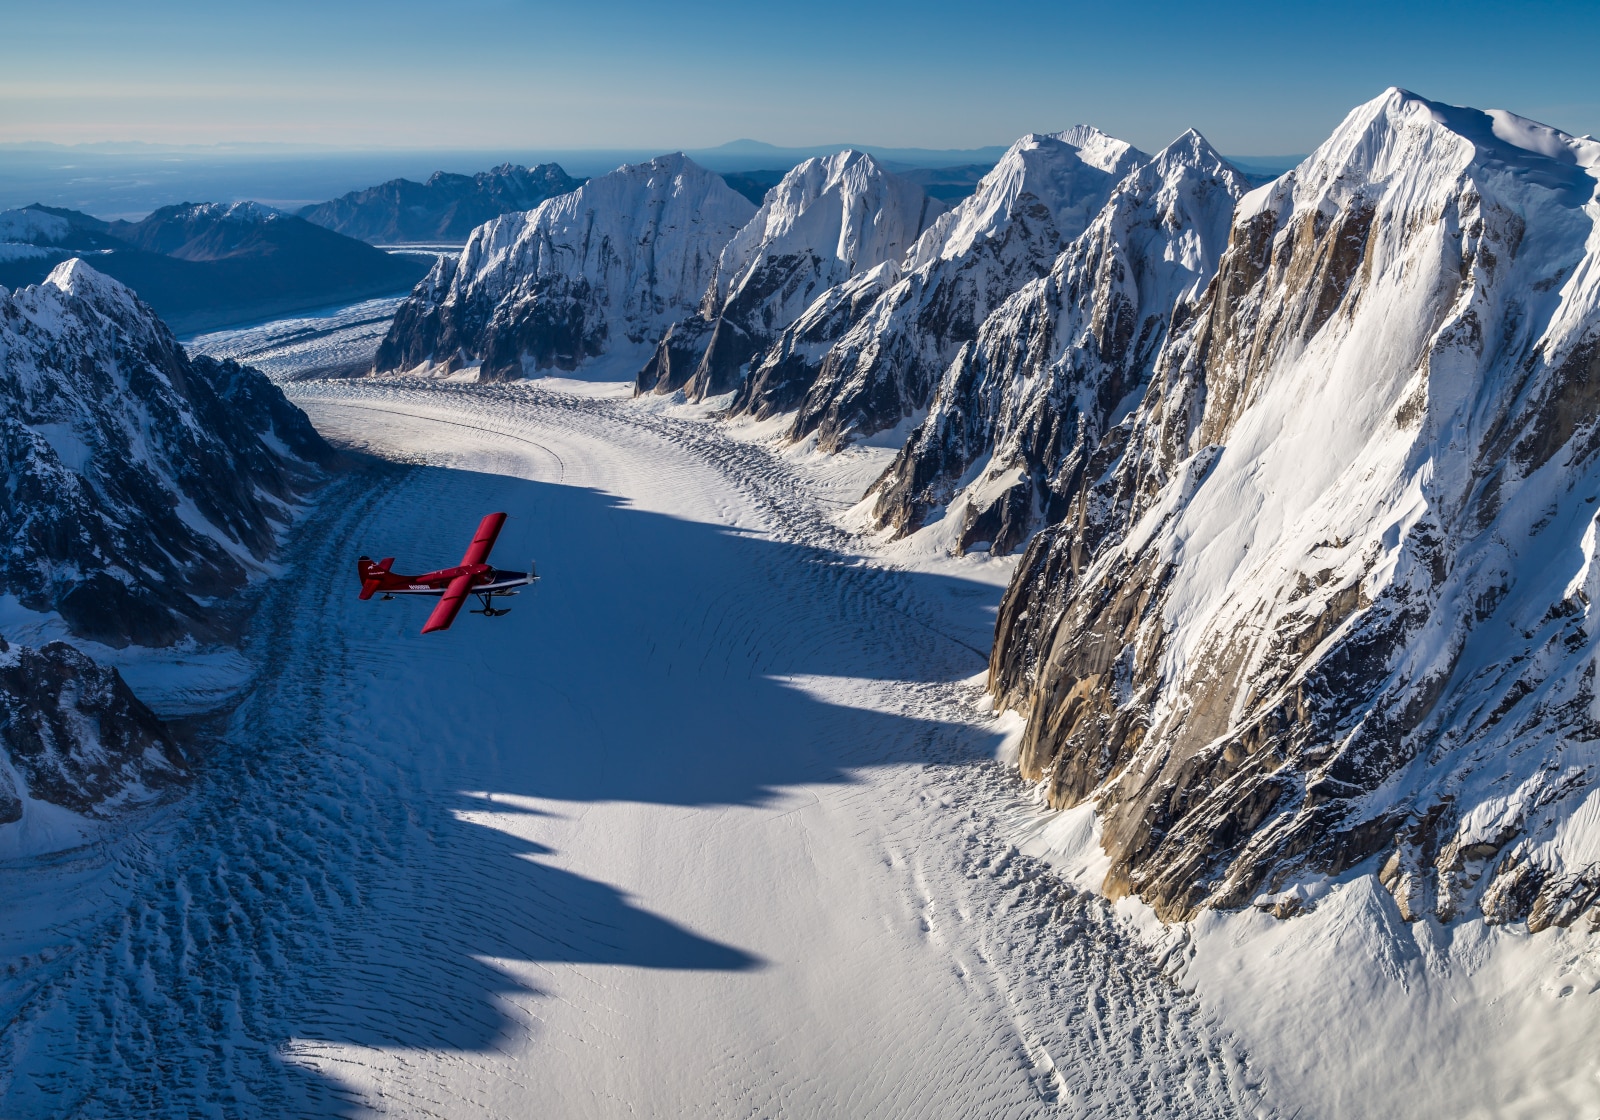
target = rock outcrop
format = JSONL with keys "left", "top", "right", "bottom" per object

{"left": 0, "top": 259, "right": 334, "bottom": 647}
{"left": 869, "top": 130, "right": 1247, "bottom": 555}
{"left": 990, "top": 89, "right": 1600, "bottom": 931}
{"left": 0, "top": 639, "right": 184, "bottom": 827}
{"left": 374, "top": 154, "right": 756, "bottom": 380}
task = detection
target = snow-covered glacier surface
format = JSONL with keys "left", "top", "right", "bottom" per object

{"left": 0, "top": 352, "right": 1261, "bottom": 1115}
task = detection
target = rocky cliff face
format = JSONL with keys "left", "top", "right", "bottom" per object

{"left": 299, "top": 163, "right": 583, "bottom": 244}
{"left": 764, "top": 128, "right": 1149, "bottom": 451}
{"left": 0, "top": 259, "right": 334, "bottom": 647}
{"left": 869, "top": 131, "right": 1247, "bottom": 555}
{"left": 0, "top": 639, "right": 184, "bottom": 827}
{"left": 637, "top": 151, "right": 942, "bottom": 400}
{"left": 375, "top": 154, "right": 756, "bottom": 381}
{"left": 991, "top": 89, "right": 1600, "bottom": 932}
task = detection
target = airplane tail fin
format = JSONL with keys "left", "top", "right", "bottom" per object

{"left": 357, "top": 556, "right": 396, "bottom": 600}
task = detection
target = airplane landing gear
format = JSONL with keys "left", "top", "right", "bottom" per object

{"left": 471, "top": 591, "right": 511, "bottom": 618}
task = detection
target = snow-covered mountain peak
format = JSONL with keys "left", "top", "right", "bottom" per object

{"left": 1048, "top": 124, "right": 1146, "bottom": 174}
{"left": 592, "top": 151, "right": 727, "bottom": 193}
{"left": 454, "top": 151, "right": 750, "bottom": 292}
{"left": 171, "top": 201, "right": 283, "bottom": 225}
{"left": 1140, "top": 128, "right": 1234, "bottom": 180}
{"left": 711, "top": 148, "right": 939, "bottom": 310}
{"left": 2, "top": 260, "right": 331, "bottom": 646}
{"left": 865, "top": 126, "right": 1247, "bottom": 552}
{"left": 635, "top": 149, "right": 941, "bottom": 400}
{"left": 988, "top": 89, "right": 1600, "bottom": 938}
{"left": 905, "top": 129, "right": 1148, "bottom": 270}
{"left": 45, "top": 255, "right": 131, "bottom": 301}
{"left": 35, "top": 259, "right": 162, "bottom": 347}
{"left": 1242, "top": 87, "right": 1600, "bottom": 225}
{"left": 376, "top": 152, "right": 754, "bottom": 379}
{"left": 1376, "top": 86, "right": 1600, "bottom": 170}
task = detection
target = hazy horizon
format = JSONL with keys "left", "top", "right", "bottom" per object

{"left": 0, "top": 139, "right": 1305, "bottom": 222}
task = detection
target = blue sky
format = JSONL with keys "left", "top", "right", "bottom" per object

{"left": 3, "top": 0, "right": 1596, "bottom": 154}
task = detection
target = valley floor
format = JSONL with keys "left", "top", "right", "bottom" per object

{"left": 0, "top": 368, "right": 1265, "bottom": 1116}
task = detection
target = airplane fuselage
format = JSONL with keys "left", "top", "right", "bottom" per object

{"left": 358, "top": 557, "right": 533, "bottom": 599}
{"left": 383, "top": 565, "right": 532, "bottom": 596}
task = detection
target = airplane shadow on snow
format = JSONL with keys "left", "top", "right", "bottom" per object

{"left": 214, "top": 462, "right": 1008, "bottom": 1114}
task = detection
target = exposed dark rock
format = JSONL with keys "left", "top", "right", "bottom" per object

{"left": 0, "top": 641, "right": 185, "bottom": 824}
{"left": 0, "top": 260, "right": 334, "bottom": 647}
{"left": 730, "top": 266, "right": 898, "bottom": 420}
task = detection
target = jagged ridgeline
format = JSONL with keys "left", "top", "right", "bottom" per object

{"left": 867, "top": 130, "right": 1248, "bottom": 555}
{"left": 992, "top": 89, "right": 1600, "bottom": 930}
{"left": 1, "top": 259, "right": 335, "bottom": 646}
{"left": 772, "top": 127, "right": 1148, "bottom": 452}
{"left": 370, "top": 94, "right": 1600, "bottom": 933}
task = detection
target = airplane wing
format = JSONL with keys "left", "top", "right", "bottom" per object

{"left": 422, "top": 572, "right": 474, "bottom": 633}
{"left": 459, "top": 512, "right": 507, "bottom": 568}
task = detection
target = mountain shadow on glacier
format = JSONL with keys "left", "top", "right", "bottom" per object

{"left": 0, "top": 459, "right": 1007, "bottom": 1116}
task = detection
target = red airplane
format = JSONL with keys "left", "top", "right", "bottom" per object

{"left": 357, "top": 511, "right": 537, "bottom": 633}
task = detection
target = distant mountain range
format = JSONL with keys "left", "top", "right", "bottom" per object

{"left": 0, "top": 202, "right": 428, "bottom": 332}
{"left": 0, "top": 142, "right": 1305, "bottom": 228}
{"left": 298, "top": 163, "right": 583, "bottom": 243}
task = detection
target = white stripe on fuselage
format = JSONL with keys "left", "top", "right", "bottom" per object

{"left": 383, "top": 575, "right": 532, "bottom": 597}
